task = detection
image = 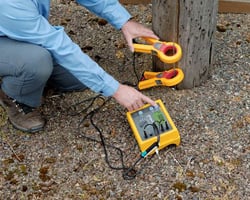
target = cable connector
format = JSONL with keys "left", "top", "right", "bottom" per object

{"left": 155, "top": 148, "right": 161, "bottom": 159}
{"left": 140, "top": 141, "right": 159, "bottom": 158}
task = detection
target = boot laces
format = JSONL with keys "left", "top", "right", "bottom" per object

{"left": 12, "top": 99, "right": 34, "bottom": 114}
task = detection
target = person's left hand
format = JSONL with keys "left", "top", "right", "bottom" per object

{"left": 121, "top": 20, "right": 159, "bottom": 52}
{"left": 112, "top": 84, "right": 156, "bottom": 111}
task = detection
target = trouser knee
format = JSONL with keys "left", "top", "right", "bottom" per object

{"left": 23, "top": 48, "right": 53, "bottom": 84}
{"left": 0, "top": 38, "right": 54, "bottom": 107}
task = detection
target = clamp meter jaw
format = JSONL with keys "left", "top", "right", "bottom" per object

{"left": 126, "top": 99, "right": 180, "bottom": 155}
{"left": 133, "top": 42, "right": 182, "bottom": 64}
{"left": 133, "top": 37, "right": 182, "bottom": 64}
{"left": 133, "top": 37, "right": 184, "bottom": 90}
{"left": 138, "top": 68, "right": 184, "bottom": 90}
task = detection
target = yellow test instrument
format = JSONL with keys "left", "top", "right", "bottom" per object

{"left": 126, "top": 99, "right": 180, "bottom": 156}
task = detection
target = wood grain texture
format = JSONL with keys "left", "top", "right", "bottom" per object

{"left": 152, "top": 0, "right": 219, "bottom": 88}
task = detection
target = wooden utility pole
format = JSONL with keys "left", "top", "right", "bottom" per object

{"left": 152, "top": 0, "right": 219, "bottom": 89}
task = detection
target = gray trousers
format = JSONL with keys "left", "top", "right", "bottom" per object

{"left": 0, "top": 37, "right": 86, "bottom": 107}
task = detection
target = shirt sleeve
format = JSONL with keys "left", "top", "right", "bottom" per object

{"left": 0, "top": 0, "right": 120, "bottom": 96}
{"left": 76, "top": 0, "right": 131, "bottom": 29}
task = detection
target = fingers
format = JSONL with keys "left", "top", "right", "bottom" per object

{"left": 121, "top": 20, "right": 159, "bottom": 52}
{"left": 112, "top": 84, "right": 155, "bottom": 112}
{"left": 127, "top": 38, "right": 134, "bottom": 52}
{"left": 134, "top": 22, "right": 159, "bottom": 40}
{"left": 141, "top": 28, "right": 159, "bottom": 40}
{"left": 141, "top": 94, "right": 157, "bottom": 107}
{"left": 128, "top": 95, "right": 156, "bottom": 111}
{"left": 129, "top": 97, "right": 145, "bottom": 111}
{"left": 126, "top": 90, "right": 156, "bottom": 111}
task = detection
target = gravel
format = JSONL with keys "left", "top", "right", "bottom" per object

{"left": 0, "top": 2, "right": 249, "bottom": 200}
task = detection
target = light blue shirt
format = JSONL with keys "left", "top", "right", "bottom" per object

{"left": 0, "top": 0, "right": 131, "bottom": 96}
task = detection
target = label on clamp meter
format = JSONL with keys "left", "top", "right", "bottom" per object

{"left": 126, "top": 99, "right": 180, "bottom": 154}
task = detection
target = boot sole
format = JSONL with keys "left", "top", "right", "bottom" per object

{"left": 10, "top": 119, "right": 45, "bottom": 133}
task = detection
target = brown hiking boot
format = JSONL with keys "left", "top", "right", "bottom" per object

{"left": 0, "top": 90, "right": 45, "bottom": 133}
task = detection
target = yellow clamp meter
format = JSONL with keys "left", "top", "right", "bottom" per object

{"left": 133, "top": 37, "right": 182, "bottom": 64}
{"left": 133, "top": 37, "right": 184, "bottom": 90}
{"left": 126, "top": 99, "right": 180, "bottom": 155}
{"left": 138, "top": 68, "right": 184, "bottom": 90}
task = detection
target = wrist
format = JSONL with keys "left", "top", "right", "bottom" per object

{"left": 112, "top": 84, "right": 122, "bottom": 98}
{"left": 121, "top": 17, "right": 134, "bottom": 30}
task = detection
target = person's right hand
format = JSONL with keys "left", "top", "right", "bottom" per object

{"left": 121, "top": 20, "right": 159, "bottom": 52}
{"left": 112, "top": 84, "right": 156, "bottom": 111}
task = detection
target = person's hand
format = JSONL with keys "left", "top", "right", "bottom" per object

{"left": 112, "top": 84, "right": 156, "bottom": 111}
{"left": 121, "top": 20, "right": 159, "bottom": 52}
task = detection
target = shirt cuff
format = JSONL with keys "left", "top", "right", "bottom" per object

{"left": 99, "top": 76, "right": 120, "bottom": 97}
{"left": 106, "top": 4, "right": 132, "bottom": 30}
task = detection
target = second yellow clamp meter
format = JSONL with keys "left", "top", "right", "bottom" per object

{"left": 133, "top": 37, "right": 184, "bottom": 90}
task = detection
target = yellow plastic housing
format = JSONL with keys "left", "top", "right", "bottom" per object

{"left": 138, "top": 68, "right": 184, "bottom": 90}
{"left": 126, "top": 99, "right": 181, "bottom": 153}
{"left": 133, "top": 39, "right": 182, "bottom": 64}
